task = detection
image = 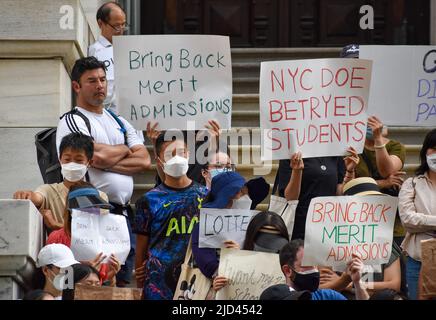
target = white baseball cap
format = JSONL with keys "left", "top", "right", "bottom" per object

{"left": 36, "top": 244, "right": 80, "bottom": 268}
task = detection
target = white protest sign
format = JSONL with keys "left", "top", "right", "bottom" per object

{"left": 71, "top": 210, "right": 130, "bottom": 264}
{"left": 199, "top": 209, "right": 257, "bottom": 249}
{"left": 302, "top": 195, "right": 397, "bottom": 271}
{"left": 95, "top": 46, "right": 115, "bottom": 80}
{"left": 216, "top": 249, "right": 285, "bottom": 300}
{"left": 360, "top": 45, "right": 436, "bottom": 126}
{"left": 260, "top": 58, "right": 372, "bottom": 160}
{"left": 113, "top": 35, "right": 232, "bottom": 130}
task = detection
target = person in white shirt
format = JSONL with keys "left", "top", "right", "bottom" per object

{"left": 88, "top": 1, "right": 127, "bottom": 113}
{"left": 56, "top": 56, "right": 151, "bottom": 286}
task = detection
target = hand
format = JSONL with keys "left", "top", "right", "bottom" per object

{"left": 213, "top": 276, "right": 228, "bottom": 292}
{"left": 290, "top": 152, "right": 304, "bottom": 170}
{"left": 13, "top": 190, "right": 35, "bottom": 200}
{"left": 146, "top": 122, "right": 161, "bottom": 146}
{"left": 346, "top": 254, "right": 364, "bottom": 284}
{"left": 106, "top": 254, "right": 121, "bottom": 285}
{"left": 319, "top": 268, "right": 340, "bottom": 285}
{"left": 83, "top": 252, "right": 106, "bottom": 269}
{"left": 223, "top": 240, "right": 240, "bottom": 249}
{"left": 344, "top": 146, "right": 360, "bottom": 172}
{"left": 367, "top": 116, "right": 384, "bottom": 140}
{"left": 379, "top": 171, "right": 406, "bottom": 190}
{"left": 204, "top": 120, "right": 221, "bottom": 139}
{"left": 135, "top": 261, "right": 147, "bottom": 288}
{"left": 40, "top": 209, "right": 62, "bottom": 230}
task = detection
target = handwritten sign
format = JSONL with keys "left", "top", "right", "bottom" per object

{"left": 302, "top": 196, "right": 397, "bottom": 271}
{"left": 216, "top": 249, "right": 285, "bottom": 300}
{"left": 199, "top": 209, "right": 257, "bottom": 249}
{"left": 260, "top": 58, "right": 372, "bottom": 160}
{"left": 360, "top": 45, "right": 436, "bottom": 126}
{"left": 71, "top": 209, "right": 130, "bottom": 264}
{"left": 113, "top": 35, "right": 232, "bottom": 130}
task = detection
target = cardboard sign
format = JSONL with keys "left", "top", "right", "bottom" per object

{"left": 71, "top": 209, "right": 130, "bottom": 264}
{"left": 302, "top": 195, "right": 397, "bottom": 271}
{"left": 216, "top": 249, "right": 285, "bottom": 300}
{"left": 260, "top": 58, "right": 372, "bottom": 160}
{"left": 199, "top": 209, "right": 257, "bottom": 249}
{"left": 360, "top": 45, "right": 436, "bottom": 127}
{"left": 113, "top": 35, "right": 232, "bottom": 130}
{"left": 421, "top": 238, "right": 436, "bottom": 298}
{"left": 74, "top": 283, "right": 142, "bottom": 300}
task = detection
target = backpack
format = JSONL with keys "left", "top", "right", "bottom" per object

{"left": 35, "top": 108, "right": 127, "bottom": 184}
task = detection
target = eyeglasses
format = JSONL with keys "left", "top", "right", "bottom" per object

{"left": 106, "top": 21, "right": 130, "bottom": 32}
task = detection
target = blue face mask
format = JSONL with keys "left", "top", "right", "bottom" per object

{"left": 366, "top": 126, "right": 373, "bottom": 140}
{"left": 209, "top": 168, "right": 229, "bottom": 179}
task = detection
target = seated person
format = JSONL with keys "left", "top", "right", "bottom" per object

{"left": 62, "top": 263, "right": 101, "bottom": 300}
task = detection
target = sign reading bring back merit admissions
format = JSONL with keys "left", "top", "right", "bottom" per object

{"left": 302, "top": 195, "right": 397, "bottom": 271}
{"left": 113, "top": 35, "right": 232, "bottom": 130}
{"left": 260, "top": 58, "right": 372, "bottom": 160}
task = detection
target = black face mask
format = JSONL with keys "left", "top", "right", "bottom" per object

{"left": 292, "top": 269, "right": 320, "bottom": 292}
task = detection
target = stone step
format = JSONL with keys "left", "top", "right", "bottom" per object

{"left": 233, "top": 77, "right": 259, "bottom": 94}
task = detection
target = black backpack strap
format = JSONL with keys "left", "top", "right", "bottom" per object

{"left": 272, "top": 167, "right": 280, "bottom": 196}
{"left": 60, "top": 108, "right": 92, "bottom": 138}
{"left": 106, "top": 108, "right": 128, "bottom": 145}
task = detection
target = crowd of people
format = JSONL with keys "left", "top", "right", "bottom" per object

{"left": 10, "top": 2, "right": 436, "bottom": 301}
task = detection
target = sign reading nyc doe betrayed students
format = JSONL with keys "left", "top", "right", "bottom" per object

{"left": 302, "top": 195, "right": 397, "bottom": 271}
{"left": 113, "top": 35, "right": 232, "bottom": 130}
{"left": 260, "top": 58, "right": 372, "bottom": 160}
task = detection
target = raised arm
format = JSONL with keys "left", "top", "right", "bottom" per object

{"left": 284, "top": 152, "right": 303, "bottom": 201}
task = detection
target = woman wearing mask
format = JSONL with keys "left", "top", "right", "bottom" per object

{"left": 35, "top": 243, "right": 80, "bottom": 299}
{"left": 399, "top": 129, "right": 436, "bottom": 299}
{"left": 46, "top": 182, "right": 121, "bottom": 286}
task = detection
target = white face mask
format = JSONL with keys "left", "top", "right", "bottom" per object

{"left": 48, "top": 269, "right": 66, "bottom": 291}
{"left": 231, "top": 194, "right": 252, "bottom": 210}
{"left": 61, "top": 162, "right": 88, "bottom": 182}
{"left": 427, "top": 153, "right": 436, "bottom": 172}
{"left": 162, "top": 155, "right": 189, "bottom": 178}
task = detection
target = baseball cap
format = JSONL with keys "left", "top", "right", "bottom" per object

{"left": 340, "top": 44, "right": 359, "bottom": 58}
{"left": 253, "top": 229, "right": 289, "bottom": 253}
{"left": 343, "top": 177, "right": 384, "bottom": 196}
{"left": 36, "top": 244, "right": 80, "bottom": 268}
{"left": 67, "top": 187, "right": 113, "bottom": 210}
{"left": 205, "top": 171, "right": 246, "bottom": 208}
{"left": 260, "top": 284, "right": 312, "bottom": 300}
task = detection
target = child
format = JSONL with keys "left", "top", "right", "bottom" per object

{"left": 13, "top": 133, "right": 104, "bottom": 232}
{"left": 134, "top": 131, "right": 208, "bottom": 300}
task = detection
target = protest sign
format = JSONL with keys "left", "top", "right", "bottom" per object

{"left": 71, "top": 209, "right": 130, "bottom": 264}
{"left": 74, "top": 283, "right": 142, "bottom": 300}
{"left": 113, "top": 35, "right": 232, "bottom": 130}
{"left": 302, "top": 195, "right": 397, "bottom": 271}
{"left": 198, "top": 209, "right": 257, "bottom": 249}
{"left": 260, "top": 58, "right": 372, "bottom": 160}
{"left": 421, "top": 238, "right": 436, "bottom": 298}
{"left": 360, "top": 45, "right": 436, "bottom": 126}
{"left": 216, "top": 249, "right": 285, "bottom": 300}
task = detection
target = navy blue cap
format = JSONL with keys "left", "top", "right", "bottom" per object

{"left": 205, "top": 172, "right": 246, "bottom": 209}
{"left": 67, "top": 187, "right": 113, "bottom": 210}
{"left": 340, "top": 44, "right": 359, "bottom": 58}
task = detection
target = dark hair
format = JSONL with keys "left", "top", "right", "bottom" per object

{"left": 62, "top": 263, "right": 100, "bottom": 300}
{"left": 416, "top": 129, "right": 436, "bottom": 175}
{"left": 369, "top": 289, "right": 408, "bottom": 300}
{"left": 96, "top": 1, "right": 125, "bottom": 23}
{"left": 279, "top": 239, "right": 304, "bottom": 268}
{"left": 23, "top": 289, "right": 53, "bottom": 300}
{"left": 59, "top": 133, "right": 94, "bottom": 160}
{"left": 71, "top": 57, "right": 106, "bottom": 83}
{"left": 243, "top": 211, "right": 289, "bottom": 250}
{"left": 155, "top": 130, "right": 187, "bottom": 158}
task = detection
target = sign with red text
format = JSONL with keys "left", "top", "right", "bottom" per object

{"left": 260, "top": 59, "right": 372, "bottom": 160}
{"left": 113, "top": 35, "right": 232, "bottom": 130}
{"left": 302, "top": 196, "right": 397, "bottom": 271}
{"left": 360, "top": 45, "right": 436, "bottom": 127}
{"left": 216, "top": 249, "right": 285, "bottom": 300}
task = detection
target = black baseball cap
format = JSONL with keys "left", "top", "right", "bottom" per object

{"left": 260, "top": 284, "right": 312, "bottom": 300}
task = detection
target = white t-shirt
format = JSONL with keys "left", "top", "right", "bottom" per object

{"left": 88, "top": 36, "right": 116, "bottom": 113}
{"left": 56, "top": 107, "right": 143, "bottom": 205}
